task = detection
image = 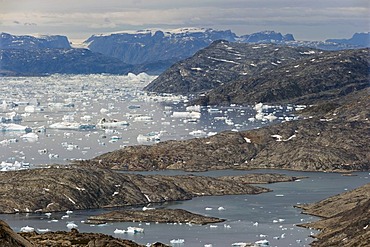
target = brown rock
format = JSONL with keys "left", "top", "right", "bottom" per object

{"left": 87, "top": 208, "right": 225, "bottom": 225}
{"left": 0, "top": 220, "right": 33, "bottom": 247}
{"left": 0, "top": 168, "right": 270, "bottom": 214}
{"left": 297, "top": 183, "right": 370, "bottom": 246}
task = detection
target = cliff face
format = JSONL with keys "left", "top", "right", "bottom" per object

{"left": 0, "top": 33, "right": 71, "bottom": 50}
{"left": 85, "top": 28, "right": 237, "bottom": 65}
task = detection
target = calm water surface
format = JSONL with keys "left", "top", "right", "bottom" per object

{"left": 2, "top": 170, "right": 369, "bottom": 247}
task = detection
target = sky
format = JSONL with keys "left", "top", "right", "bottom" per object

{"left": 1, "top": 0, "right": 369, "bottom": 43}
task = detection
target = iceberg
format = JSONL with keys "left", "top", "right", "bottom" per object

{"left": 0, "top": 123, "right": 32, "bottom": 132}
{"left": 189, "top": 130, "right": 207, "bottom": 137}
{"left": 97, "top": 118, "right": 129, "bottom": 128}
{"left": 137, "top": 132, "right": 162, "bottom": 143}
{"left": 20, "top": 133, "right": 39, "bottom": 142}
{"left": 255, "top": 239, "right": 269, "bottom": 246}
{"left": 170, "top": 239, "right": 185, "bottom": 244}
{"left": 49, "top": 122, "right": 96, "bottom": 130}
{"left": 66, "top": 222, "right": 78, "bottom": 229}
{"left": 0, "top": 112, "right": 22, "bottom": 122}
{"left": 172, "top": 111, "right": 201, "bottom": 119}
{"left": 114, "top": 226, "right": 144, "bottom": 234}
{"left": 20, "top": 226, "right": 35, "bottom": 232}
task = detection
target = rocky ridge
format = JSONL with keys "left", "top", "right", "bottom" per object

{"left": 145, "top": 41, "right": 369, "bottom": 104}
{"left": 144, "top": 41, "right": 321, "bottom": 94}
{"left": 0, "top": 167, "right": 288, "bottom": 214}
{"left": 297, "top": 183, "right": 370, "bottom": 246}
{"left": 84, "top": 88, "right": 369, "bottom": 172}
{"left": 198, "top": 48, "right": 369, "bottom": 105}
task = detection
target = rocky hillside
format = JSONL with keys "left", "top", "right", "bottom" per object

{"left": 298, "top": 183, "right": 370, "bottom": 247}
{"left": 198, "top": 48, "right": 369, "bottom": 105}
{"left": 145, "top": 41, "right": 369, "bottom": 103}
{"left": 84, "top": 88, "right": 369, "bottom": 172}
{"left": 0, "top": 48, "right": 133, "bottom": 76}
{"left": 144, "top": 41, "right": 320, "bottom": 93}
{"left": 0, "top": 167, "right": 288, "bottom": 214}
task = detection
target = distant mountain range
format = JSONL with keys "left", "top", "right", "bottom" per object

{"left": 0, "top": 29, "right": 369, "bottom": 76}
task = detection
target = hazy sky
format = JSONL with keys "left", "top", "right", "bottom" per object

{"left": 1, "top": 0, "right": 369, "bottom": 42}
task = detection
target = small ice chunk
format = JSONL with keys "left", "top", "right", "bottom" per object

{"left": 20, "top": 226, "right": 35, "bottom": 232}
{"left": 66, "top": 222, "right": 78, "bottom": 229}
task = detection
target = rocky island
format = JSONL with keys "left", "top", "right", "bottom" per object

{"left": 86, "top": 208, "right": 225, "bottom": 225}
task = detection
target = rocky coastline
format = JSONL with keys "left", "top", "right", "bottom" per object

{"left": 81, "top": 89, "right": 369, "bottom": 173}
{"left": 0, "top": 166, "right": 304, "bottom": 214}
{"left": 86, "top": 208, "right": 225, "bottom": 225}
{"left": 296, "top": 183, "right": 370, "bottom": 246}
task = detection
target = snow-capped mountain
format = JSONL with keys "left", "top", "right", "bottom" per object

{"left": 0, "top": 33, "right": 71, "bottom": 50}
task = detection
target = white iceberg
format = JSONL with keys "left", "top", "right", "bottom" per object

{"left": 0, "top": 123, "right": 32, "bottom": 132}
{"left": 20, "top": 226, "right": 35, "bottom": 232}
{"left": 66, "top": 222, "right": 78, "bottom": 229}
{"left": 114, "top": 226, "right": 144, "bottom": 234}
{"left": 170, "top": 239, "right": 185, "bottom": 244}
{"left": 255, "top": 239, "right": 269, "bottom": 246}
{"left": 97, "top": 118, "right": 129, "bottom": 128}
{"left": 49, "top": 122, "right": 96, "bottom": 130}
